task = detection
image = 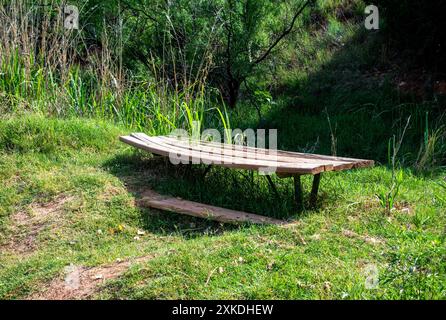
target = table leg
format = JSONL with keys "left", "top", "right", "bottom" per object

{"left": 310, "top": 173, "right": 321, "bottom": 208}
{"left": 265, "top": 175, "right": 280, "bottom": 199}
{"left": 294, "top": 175, "right": 303, "bottom": 211}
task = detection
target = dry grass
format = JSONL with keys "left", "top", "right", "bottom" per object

{"left": 1, "top": 195, "right": 75, "bottom": 254}
{"left": 28, "top": 254, "right": 155, "bottom": 300}
{"left": 0, "top": 0, "right": 124, "bottom": 115}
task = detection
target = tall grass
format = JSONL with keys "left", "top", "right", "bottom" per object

{"left": 415, "top": 113, "right": 446, "bottom": 171}
{"left": 0, "top": 1, "right": 227, "bottom": 135}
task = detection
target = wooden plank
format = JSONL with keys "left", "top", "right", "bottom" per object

{"left": 124, "top": 134, "right": 319, "bottom": 173}
{"left": 139, "top": 134, "right": 334, "bottom": 171}
{"left": 276, "top": 148, "right": 374, "bottom": 169}
{"left": 156, "top": 134, "right": 373, "bottom": 171}
{"left": 193, "top": 138, "right": 373, "bottom": 169}
{"left": 138, "top": 191, "right": 286, "bottom": 225}
{"left": 120, "top": 133, "right": 374, "bottom": 175}
{"left": 155, "top": 135, "right": 337, "bottom": 171}
{"left": 122, "top": 135, "right": 326, "bottom": 174}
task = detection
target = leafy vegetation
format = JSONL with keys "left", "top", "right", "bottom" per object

{"left": 0, "top": 115, "right": 445, "bottom": 299}
{"left": 0, "top": 0, "right": 445, "bottom": 300}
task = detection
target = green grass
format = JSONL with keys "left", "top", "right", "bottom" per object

{"left": 0, "top": 115, "right": 445, "bottom": 299}
{"left": 0, "top": 49, "right": 223, "bottom": 135}
{"left": 1, "top": 0, "right": 445, "bottom": 300}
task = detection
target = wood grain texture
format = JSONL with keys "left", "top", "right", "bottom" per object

{"left": 159, "top": 134, "right": 374, "bottom": 170}
{"left": 120, "top": 133, "right": 374, "bottom": 175}
{"left": 121, "top": 135, "right": 323, "bottom": 174}
{"left": 138, "top": 191, "right": 286, "bottom": 225}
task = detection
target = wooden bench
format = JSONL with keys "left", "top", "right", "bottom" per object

{"left": 120, "top": 133, "right": 374, "bottom": 223}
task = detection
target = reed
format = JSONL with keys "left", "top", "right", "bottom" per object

{"left": 0, "top": 0, "right": 227, "bottom": 135}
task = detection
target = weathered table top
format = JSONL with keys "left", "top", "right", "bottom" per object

{"left": 120, "top": 133, "right": 374, "bottom": 175}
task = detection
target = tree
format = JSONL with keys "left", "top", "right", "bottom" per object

{"left": 217, "top": 0, "right": 311, "bottom": 107}
{"left": 79, "top": 0, "right": 312, "bottom": 107}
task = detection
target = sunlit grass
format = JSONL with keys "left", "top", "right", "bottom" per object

{"left": 0, "top": 116, "right": 444, "bottom": 299}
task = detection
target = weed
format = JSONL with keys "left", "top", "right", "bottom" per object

{"left": 416, "top": 112, "right": 446, "bottom": 172}
{"left": 376, "top": 117, "right": 410, "bottom": 211}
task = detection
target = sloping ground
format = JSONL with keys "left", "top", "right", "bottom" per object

{"left": 1, "top": 195, "right": 75, "bottom": 254}
{"left": 28, "top": 255, "right": 155, "bottom": 300}
{"left": 0, "top": 115, "right": 445, "bottom": 299}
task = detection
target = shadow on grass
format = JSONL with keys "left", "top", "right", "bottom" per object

{"left": 234, "top": 28, "right": 444, "bottom": 174}
{"left": 101, "top": 30, "right": 412, "bottom": 230}
{"left": 103, "top": 151, "right": 329, "bottom": 235}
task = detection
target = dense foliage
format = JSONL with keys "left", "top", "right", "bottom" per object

{"left": 0, "top": 0, "right": 444, "bottom": 163}
{"left": 0, "top": 0, "right": 445, "bottom": 301}
{"left": 78, "top": 0, "right": 314, "bottom": 107}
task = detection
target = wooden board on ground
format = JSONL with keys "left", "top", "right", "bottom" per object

{"left": 138, "top": 190, "right": 286, "bottom": 225}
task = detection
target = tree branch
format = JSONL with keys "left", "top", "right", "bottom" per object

{"left": 252, "top": 0, "right": 310, "bottom": 65}
{"left": 120, "top": 0, "right": 159, "bottom": 23}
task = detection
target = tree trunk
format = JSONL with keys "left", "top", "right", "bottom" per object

{"left": 227, "top": 79, "right": 240, "bottom": 108}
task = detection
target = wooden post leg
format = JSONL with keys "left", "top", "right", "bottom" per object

{"left": 265, "top": 175, "right": 280, "bottom": 199}
{"left": 310, "top": 173, "right": 321, "bottom": 208}
{"left": 294, "top": 175, "right": 303, "bottom": 211}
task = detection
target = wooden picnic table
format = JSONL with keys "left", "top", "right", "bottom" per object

{"left": 120, "top": 133, "right": 374, "bottom": 223}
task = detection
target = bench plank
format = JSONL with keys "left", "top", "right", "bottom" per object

{"left": 172, "top": 137, "right": 372, "bottom": 170}
{"left": 143, "top": 133, "right": 373, "bottom": 170}
{"left": 120, "top": 133, "right": 374, "bottom": 175}
{"left": 136, "top": 134, "right": 333, "bottom": 170}
{"left": 155, "top": 135, "right": 338, "bottom": 170}
{"left": 121, "top": 135, "right": 326, "bottom": 174}
{"left": 138, "top": 191, "right": 285, "bottom": 225}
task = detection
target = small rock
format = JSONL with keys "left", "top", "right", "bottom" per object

{"left": 310, "top": 234, "right": 321, "bottom": 241}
